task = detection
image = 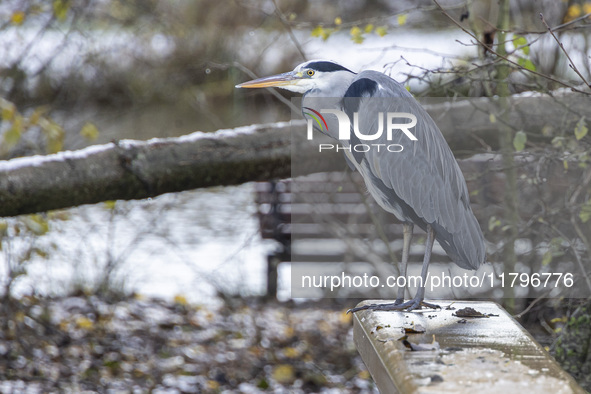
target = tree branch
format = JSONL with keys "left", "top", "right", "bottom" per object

{"left": 0, "top": 122, "right": 299, "bottom": 217}
{"left": 540, "top": 13, "right": 591, "bottom": 89}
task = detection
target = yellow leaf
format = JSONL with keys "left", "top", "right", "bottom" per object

{"left": 350, "top": 26, "right": 362, "bottom": 36}
{"left": 104, "top": 201, "right": 117, "bottom": 210}
{"left": 207, "top": 380, "right": 219, "bottom": 390}
{"left": 1, "top": 102, "right": 16, "bottom": 121}
{"left": 339, "top": 310, "right": 352, "bottom": 324}
{"left": 541, "top": 250, "right": 552, "bottom": 266}
{"left": 283, "top": 347, "right": 299, "bottom": 358}
{"left": 15, "top": 311, "right": 25, "bottom": 323}
{"left": 43, "top": 121, "right": 65, "bottom": 153}
{"left": 350, "top": 26, "right": 364, "bottom": 44}
{"left": 284, "top": 325, "right": 295, "bottom": 338}
{"left": 513, "top": 130, "right": 527, "bottom": 152}
{"left": 364, "top": 24, "right": 374, "bottom": 33}
{"left": 29, "top": 106, "right": 49, "bottom": 126}
{"left": 23, "top": 214, "right": 49, "bottom": 235}
{"left": 567, "top": 4, "right": 582, "bottom": 19}
{"left": 574, "top": 117, "right": 588, "bottom": 140}
{"left": 47, "top": 137, "right": 63, "bottom": 154}
{"left": 2, "top": 125, "right": 22, "bottom": 150}
{"left": 53, "top": 0, "right": 70, "bottom": 21}
{"left": 358, "top": 370, "right": 371, "bottom": 380}
{"left": 272, "top": 364, "right": 295, "bottom": 384}
{"left": 11, "top": 11, "right": 25, "bottom": 25}
{"left": 397, "top": 13, "right": 408, "bottom": 26}
{"left": 76, "top": 316, "right": 94, "bottom": 330}
{"left": 311, "top": 25, "right": 324, "bottom": 38}
{"left": 334, "top": 16, "right": 342, "bottom": 26}
{"left": 375, "top": 25, "right": 388, "bottom": 37}
{"left": 489, "top": 113, "right": 496, "bottom": 123}
{"left": 174, "top": 294, "right": 188, "bottom": 306}
{"left": 80, "top": 122, "right": 99, "bottom": 141}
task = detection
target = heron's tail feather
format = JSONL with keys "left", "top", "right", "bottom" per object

{"left": 435, "top": 208, "right": 486, "bottom": 270}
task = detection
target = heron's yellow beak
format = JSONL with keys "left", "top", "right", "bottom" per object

{"left": 235, "top": 71, "right": 300, "bottom": 88}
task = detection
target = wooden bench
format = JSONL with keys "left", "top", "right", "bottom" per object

{"left": 352, "top": 299, "right": 586, "bottom": 393}
{"left": 254, "top": 171, "right": 453, "bottom": 298}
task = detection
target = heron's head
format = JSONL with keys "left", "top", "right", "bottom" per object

{"left": 236, "top": 60, "right": 355, "bottom": 95}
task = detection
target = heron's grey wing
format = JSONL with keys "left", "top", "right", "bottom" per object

{"left": 345, "top": 71, "right": 485, "bottom": 269}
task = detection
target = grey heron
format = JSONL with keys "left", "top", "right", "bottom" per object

{"left": 236, "top": 60, "right": 486, "bottom": 312}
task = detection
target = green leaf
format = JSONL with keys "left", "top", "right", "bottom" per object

{"left": 541, "top": 250, "right": 552, "bottom": 266}
{"left": 517, "top": 57, "right": 536, "bottom": 71}
{"left": 3, "top": 127, "right": 21, "bottom": 148}
{"left": 513, "top": 35, "right": 529, "bottom": 55}
{"left": 579, "top": 200, "right": 591, "bottom": 223}
{"left": 551, "top": 136, "right": 563, "bottom": 148}
{"left": 574, "top": 117, "right": 588, "bottom": 140}
{"left": 513, "top": 130, "right": 527, "bottom": 152}
{"left": 488, "top": 216, "right": 501, "bottom": 231}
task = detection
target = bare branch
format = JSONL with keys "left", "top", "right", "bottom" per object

{"left": 540, "top": 13, "right": 591, "bottom": 89}
{"left": 432, "top": 0, "right": 591, "bottom": 95}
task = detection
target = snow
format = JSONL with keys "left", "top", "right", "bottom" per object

{"left": 0, "top": 121, "right": 301, "bottom": 172}
{"left": 0, "top": 143, "right": 112, "bottom": 171}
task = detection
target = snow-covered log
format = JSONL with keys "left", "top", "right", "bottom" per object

{"left": 0, "top": 122, "right": 307, "bottom": 217}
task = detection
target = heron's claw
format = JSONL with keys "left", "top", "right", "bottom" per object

{"left": 347, "top": 300, "right": 441, "bottom": 314}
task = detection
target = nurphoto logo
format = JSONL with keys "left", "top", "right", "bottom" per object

{"left": 304, "top": 107, "right": 418, "bottom": 153}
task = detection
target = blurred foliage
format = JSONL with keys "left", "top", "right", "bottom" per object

{"left": 310, "top": 16, "right": 390, "bottom": 44}
{"left": 563, "top": 2, "right": 591, "bottom": 22}
{"left": 0, "top": 211, "right": 67, "bottom": 302}
{"left": 0, "top": 294, "right": 373, "bottom": 392}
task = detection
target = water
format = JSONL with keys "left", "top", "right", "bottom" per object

{"left": 6, "top": 184, "right": 276, "bottom": 304}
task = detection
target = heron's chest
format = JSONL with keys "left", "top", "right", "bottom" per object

{"left": 343, "top": 149, "right": 409, "bottom": 222}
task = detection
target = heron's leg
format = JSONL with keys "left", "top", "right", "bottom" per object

{"left": 406, "top": 224, "right": 439, "bottom": 311}
{"left": 347, "top": 224, "right": 440, "bottom": 313}
{"left": 395, "top": 222, "right": 413, "bottom": 305}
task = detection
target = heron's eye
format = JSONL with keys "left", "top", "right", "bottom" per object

{"left": 306, "top": 69, "right": 315, "bottom": 77}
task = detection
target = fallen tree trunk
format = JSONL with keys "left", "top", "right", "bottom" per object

{"left": 0, "top": 92, "right": 589, "bottom": 217}
{"left": 0, "top": 122, "right": 300, "bottom": 217}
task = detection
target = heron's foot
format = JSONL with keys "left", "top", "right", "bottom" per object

{"left": 347, "top": 299, "right": 441, "bottom": 313}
